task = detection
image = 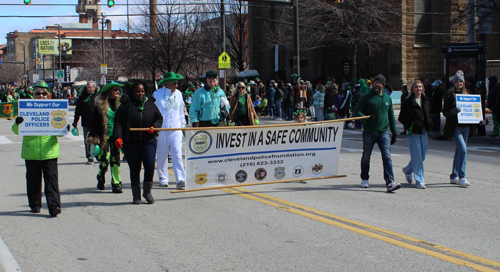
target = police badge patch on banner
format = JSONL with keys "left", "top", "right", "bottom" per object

{"left": 0, "top": 102, "right": 18, "bottom": 118}
{"left": 184, "top": 122, "right": 344, "bottom": 190}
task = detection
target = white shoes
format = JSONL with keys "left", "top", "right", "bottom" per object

{"left": 402, "top": 168, "right": 412, "bottom": 184}
{"left": 459, "top": 178, "right": 470, "bottom": 187}
{"left": 416, "top": 183, "right": 426, "bottom": 189}
{"left": 450, "top": 178, "right": 459, "bottom": 184}
{"left": 361, "top": 180, "right": 369, "bottom": 188}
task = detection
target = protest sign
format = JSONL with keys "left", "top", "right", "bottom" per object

{"left": 184, "top": 122, "right": 344, "bottom": 190}
{"left": 456, "top": 94, "right": 483, "bottom": 124}
{"left": 0, "top": 102, "right": 18, "bottom": 118}
{"left": 17, "top": 99, "right": 69, "bottom": 136}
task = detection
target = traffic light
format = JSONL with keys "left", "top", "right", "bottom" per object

{"left": 107, "top": 0, "right": 115, "bottom": 7}
{"left": 37, "top": 58, "right": 40, "bottom": 66}
{"left": 24, "top": 0, "right": 31, "bottom": 4}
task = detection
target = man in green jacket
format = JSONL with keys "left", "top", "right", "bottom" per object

{"left": 353, "top": 74, "right": 401, "bottom": 193}
{"left": 12, "top": 81, "right": 62, "bottom": 216}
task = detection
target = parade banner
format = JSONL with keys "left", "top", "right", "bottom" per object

{"left": 456, "top": 94, "right": 483, "bottom": 124}
{"left": 17, "top": 99, "right": 69, "bottom": 136}
{"left": 185, "top": 122, "right": 344, "bottom": 190}
{"left": 0, "top": 102, "right": 18, "bottom": 119}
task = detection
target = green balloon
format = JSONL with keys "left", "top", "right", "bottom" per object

{"left": 254, "top": 119, "right": 259, "bottom": 125}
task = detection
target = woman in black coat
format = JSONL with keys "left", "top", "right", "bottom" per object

{"left": 398, "top": 80, "right": 433, "bottom": 189}
{"left": 114, "top": 80, "right": 163, "bottom": 204}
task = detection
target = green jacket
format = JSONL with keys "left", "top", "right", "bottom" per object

{"left": 359, "top": 79, "right": 368, "bottom": 96}
{"left": 353, "top": 89, "right": 397, "bottom": 135}
{"left": 12, "top": 123, "right": 60, "bottom": 160}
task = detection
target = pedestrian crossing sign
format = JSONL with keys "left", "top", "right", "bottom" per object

{"left": 218, "top": 52, "right": 230, "bottom": 69}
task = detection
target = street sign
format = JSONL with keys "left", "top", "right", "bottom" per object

{"left": 32, "top": 74, "right": 39, "bottom": 83}
{"left": 57, "top": 70, "right": 64, "bottom": 79}
{"left": 218, "top": 52, "right": 230, "bottom": 69}
{"left": 100, "top": 64, "right": 108, "bottom": 75}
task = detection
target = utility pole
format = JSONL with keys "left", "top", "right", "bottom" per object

{"left": 101, "top": 12, "right": 105, "bottom": 65}
{"left": 292, "top": 0, "right": 300, "bottom": 77}
{"left": 20, "top": 41, "right": 26, "bottom": 86}
{"left": 220, "top": 0, "right": 226, "bottom": 93}
{"left": 58, "top": 24, "right": 62, "bottom": 70}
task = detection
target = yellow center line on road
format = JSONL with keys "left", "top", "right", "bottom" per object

{"left": 219, "top": 187, "right": 500, "bottom": 272}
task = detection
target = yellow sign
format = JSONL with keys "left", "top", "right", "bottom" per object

{"left": 38, "top": 39, "right": 72, "bottom": 55}
{"left": 218, "top": 52, "right": 230, "bottom": 69}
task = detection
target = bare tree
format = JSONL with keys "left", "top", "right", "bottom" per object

{"left": 0, "top": 63, "right": 23, "bottom": 86}
{"left": 264, "top": 0, "right": 401, "bottom": 80}
{"left": 451, "top": 0, "right": 497, "bottom": 38}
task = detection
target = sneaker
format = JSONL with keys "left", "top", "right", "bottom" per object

{"left": 459, "top": 178, "right": 470, "bottom": 187}
{"left": 361, "top": 180, "right": 369, "bottom": 188}
{"left": 416, "top": 183, "right": 426, "bottom": 189}
{"left": 176, "top": 181, "right": 186, "bottom": 190}
{"left": 387, "top": 182, "right": 401, "bottom": 192}
{"left": 450, "top": 178, "right": 459, "bottom": 184}
{"left": 86, "top": 160, "right": 93, "bottom": 165}
{"left": 49, "top": 207, "right": 61, "bottom": 217}
{"left": 402, "top": 168, "right": 412, "bottom": 184}
{"left": 299, "top": 180, "right": 307, "bottom": 184}
{"left": 112, "top": 183, "right": 123, "bottom": 193}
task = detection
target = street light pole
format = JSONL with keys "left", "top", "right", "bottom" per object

{"left": 58, "top": 24, "right": 62, "bottom": 70}
{"left": 20, "top": 41, "right": 26, "bottom": 86}
{"left": 292, "top": 0, "right": 300, "bottom": 77}
{"left": 101, "top": 12, "right": 105, "bottom": 65}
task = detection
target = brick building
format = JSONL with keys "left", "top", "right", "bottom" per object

{"left": 249, "top": 0, "right": 500, "bottom": 88}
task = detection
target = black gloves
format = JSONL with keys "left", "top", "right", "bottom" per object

{"left": 72, "top": 121, "right": 77, "bottom": 128}
{"left": 367, "top": 114, "right": 377, "bottom": 123}
{"left": 15, "top": 117, "right": 24, "bottom": 125}
{"left": 450, "top": 107, "right": 461, "bottom": 115}
{"left": 391, "top": 134, "right": 397, "bottom": 145}
{"left": 67, "top": 125, "right": 70, "bottom": 131}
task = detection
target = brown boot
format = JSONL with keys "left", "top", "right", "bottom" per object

{"left": 131, "top": 185, "right": 141, "bottom": 204}
{"left": 142, "top": 182, "right": 155, "bottom": 204}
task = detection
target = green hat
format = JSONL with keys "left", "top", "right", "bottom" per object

{"left": 28, "top": 87, "right": 33, "bottom": 91}
{"left": 34, "top": 81, "right": 51, "bottom": 92}
{"left": 100, "top": 81, "right": 124, "bottom": 95}
{"left": 158, "top": 72, "right": 183, "bottom": 86}
{"left": 292, "top": 74, "right": 300, "bottom": 82}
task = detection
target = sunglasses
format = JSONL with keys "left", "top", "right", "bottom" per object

{"left": 238, "top": 86, "right": 245, "bottom": 89}
{"left": 35, "top": 92, "right": 48, "bottom": 96}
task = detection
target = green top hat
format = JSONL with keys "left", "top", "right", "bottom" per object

{"left": 100, "top": 81, "right": 124, "bottom": 95}
{"left": 158, "top": 72, "right": 183, "bottom": 86}
{"left": 34, "top": 81, "right": 51, "bottom": 92}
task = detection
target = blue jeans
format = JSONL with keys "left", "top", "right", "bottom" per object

{"left": 122, "top": 138, "right": 157, "bottom": 186}
{"left": 269, "top": 106, "right": 275, "bottom": 117}
{"left": 432, "top": 112, "right": 441, "bottom": 131}
{"left": 275, "top": 100, "right": 282, "bottom": 119}
{"left": 403, "top": 130, "right": 428, "bottom": 185}
{"left": 361, "top": 130, "right": 394, "bottom": 185}
{"left": 315, "top": 106, "right": 324, "bottom": 121}
{"left": 451, "top": 126, "right": 469, "bottom": 179}
{"left": 323, "top": 107, "right": 329, "bottom": 120}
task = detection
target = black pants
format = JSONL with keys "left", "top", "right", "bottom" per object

{"left": 122, "top": 138, "right": 157, "bottom": 186}
{"left": 236, "top": 114, "right": 250, "bottom": 126}
{"left": 199, "top": 121, "right": 220, "bottom": 127}
{"left": 83, "top": 126, "right": 92, "bottom": 161}
{"left": 25, "top": 159, "right": 61, "bottom": 210}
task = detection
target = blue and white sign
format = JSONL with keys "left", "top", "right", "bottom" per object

{"left": 17, "top": 99, "right": 69, "bottom": 136}
{"left": 456, "top": 94, "right": 483, "bottom": 124}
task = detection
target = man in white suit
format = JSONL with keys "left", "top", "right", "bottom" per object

{"left": 153, "top": 72, "right": 186, "bottom": 189}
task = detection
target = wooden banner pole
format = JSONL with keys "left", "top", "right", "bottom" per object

{"left": 130, "top": 116, "right": 370, "bottom": 131}
{"left": 170, "top": 175, "right": 347, "bottom": 193}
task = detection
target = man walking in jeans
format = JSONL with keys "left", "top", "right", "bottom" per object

{"left": 353, "top": 74, "right": 401, "bottom": 192}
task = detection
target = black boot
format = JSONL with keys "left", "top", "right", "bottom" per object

{"left": 96, "top": 175, "right": 105, "bottom": 190}
{"left": 142, "top": 182, "right": 155, "bottom": 204}
{"left": 112, "top": 181, "right": 123, "bottom": 194}
{"left": 131, "top": 185, "right": 141, "bottom": 204}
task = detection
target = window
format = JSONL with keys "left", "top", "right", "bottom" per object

{"left": 414, "top": 0, "right": 432, "bottom": 46}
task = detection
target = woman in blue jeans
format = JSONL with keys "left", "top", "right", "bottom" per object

{"left": 443, "top": 70, "right": 477, "bottom": 187}
{"left": 398, "top": 80, "right": 433, "bottom": 189}
{"left": 114, "top": 80, "right": 163, "bottom": 204}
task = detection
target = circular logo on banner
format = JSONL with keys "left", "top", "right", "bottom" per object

{"left": 274, "top": 167, "right": 286, "bottom": 179}
{"left": 235, "top": 170, "right": 248, "bottom": 183}
{"left": 215, "top": 172, "right": 228, "bottom": 184}
{"left": 254, "top": 168, "right": 267, "bottom": 181}
{"left": 195, "top": 173, "right": 208, "bottom": 185}
{"left": 311, "top": 164, "right": 323, "bottom": 175}
{"left": 189, "top": 131, "right": 212, "bottom": 155}
{"left": 293, "top": 165, "right": 304, "bottom": 177}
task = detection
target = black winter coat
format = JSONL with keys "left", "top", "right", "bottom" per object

{"left": 74, "top": 90, "right": 98, "bottom": 128}
{"left": 324, "top": 87, "right": 334, "bottom": 108}
{"left": 442, "top": 89, "right": 471, "bottom": 138}
{"left": 113, "top": 94, "right": 163, "bottom": 142}
{"left": 430, "top": 86, "right": 443, "bottom": 113}
{"left": 398, "top": 95, "right": 433, "bottom": 134}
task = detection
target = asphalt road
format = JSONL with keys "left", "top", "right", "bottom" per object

{"left": 0, "top": 106, "right": 499, "bottom": 272}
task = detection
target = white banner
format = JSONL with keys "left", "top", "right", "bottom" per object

{"left": 456, "top": 94, "right": 483, "bottom": 124}
{"left": 17, "top": 99, "right": 69, "bottom": 136}
{"left": 184, "top": 122, "right": 344, "bottom": 190}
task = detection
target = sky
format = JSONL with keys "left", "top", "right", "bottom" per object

{"left": 0, "top": 0, "right": 139, "bottom": 45}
